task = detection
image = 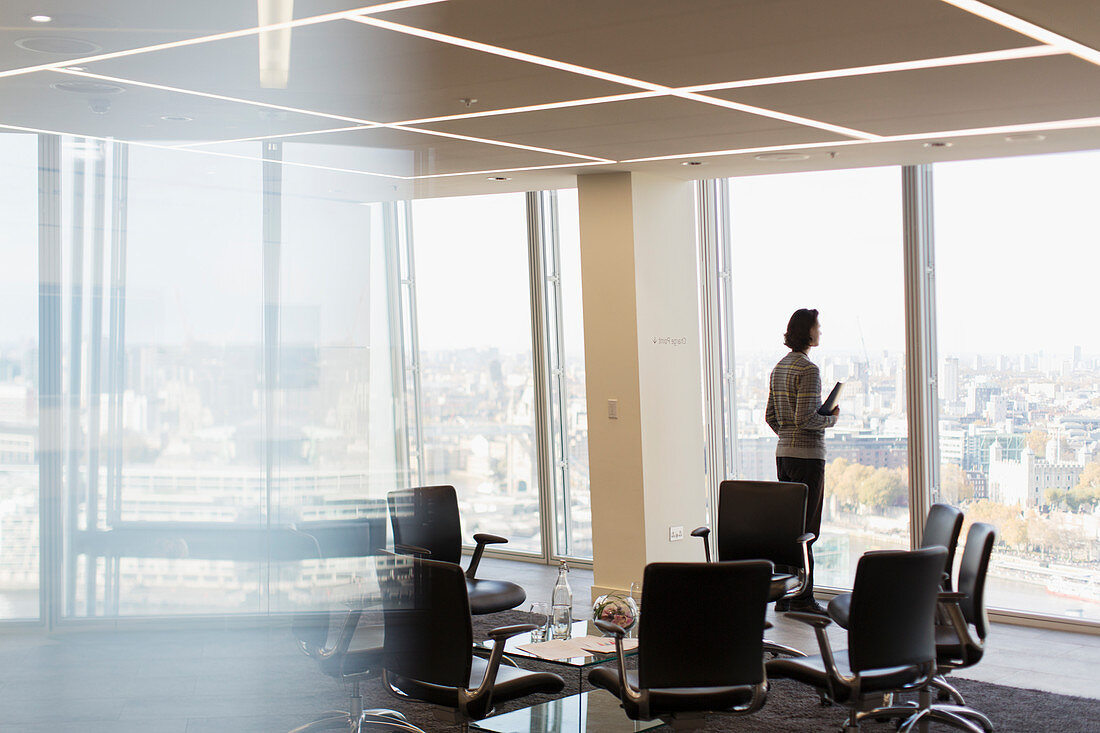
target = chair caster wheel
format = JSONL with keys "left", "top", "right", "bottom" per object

{"left": 937, "top": 689, "right": 951, "bottom": 702}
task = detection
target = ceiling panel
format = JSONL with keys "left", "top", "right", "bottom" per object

{"left": 707, "top": 55, "right": 1100, "bottom": 137}
{"left": 0, "top": 70, "right": 343, "bottom": 141}
{"left": 413, "top": 96, "right": 850, "bottom": 161}
{"left": 384, "top": 0, "right": 1036, "bottom": 87}
{"left": 0, "top": 1, "right": 404, "bottom": 74}
{"left": 192, "top": 126, "right": 584, "bottom": 178}
{"left": 78, "top": 20, "right": 634, "bottom": 125}
{"left": 967, "top": 1, "right": 1100, "bottom": 52}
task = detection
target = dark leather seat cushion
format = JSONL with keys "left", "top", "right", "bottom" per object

{"left": 388, "top": 656, "right": 563, "bottom": 710}
{"left": 588, "top": 667, "right": 756, "bottom": 719}
{"left": 827, "top": 592, "right": 851, "bottom": 629}
{"left": 766, "top": 654, "right": 922, "bottom": 703}
{"left": 935, "top": 624, "right": 982, "bottom": 668}
{"left": 769, "top": 572, "right": 799, "bottom": 602}
{"left": 466, "top": 578, "right": 526, "bottom": 615}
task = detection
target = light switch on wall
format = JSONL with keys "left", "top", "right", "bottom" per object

{"left": 607, "top": 399, "right": 618, "bottom": 419}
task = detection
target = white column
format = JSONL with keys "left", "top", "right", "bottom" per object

{"left": 577, "top": 172, "right": 707, "bottom": 598}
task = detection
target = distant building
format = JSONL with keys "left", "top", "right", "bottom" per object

{"left": 988, "top": 442, "right": 1082, "bottom": 508}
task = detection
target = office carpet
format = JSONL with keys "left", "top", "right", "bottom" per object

{"left": 371, "top": 610, "right": 1100, "bottom": 733}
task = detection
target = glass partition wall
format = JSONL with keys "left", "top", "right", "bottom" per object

{"left": 15, "top": 134, "right": 590, "bottom": 625}
{"left": 706, "top": 150, "right": 1100, "bottom": 628}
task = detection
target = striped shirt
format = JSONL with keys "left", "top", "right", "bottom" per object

{"left": 765, "top": 351, "right": 837, "bottom": 460}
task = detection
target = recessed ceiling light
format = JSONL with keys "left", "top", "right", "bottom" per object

{"left": 681, "top": 160, "right": 705, "bottom": 166}
{"left": 1004, "top": 133, "right": 1046, "bottom": 143}
{"left": 923, "top": 141, "right": 953, "bottom": 148}
{"left": 754, "top": 152, "right": 811, "bottom": 161}
{"left": 30, "top": 15, "right": 52, "bottom": 23}
{"left": 15, "top": 36, "right": 102, "bottom": 54}
{"left": 160, "top": 114, "right": 193, "bottom": 122}
{"left": 50, "top": 80, "right": 124, "bottom": 94}
{"left": 487, "top": 176, "right": 511, "bottom": 181}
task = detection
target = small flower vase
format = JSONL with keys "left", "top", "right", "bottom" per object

{"left": 592, "top": 593, "right": 638, "bottom": 635}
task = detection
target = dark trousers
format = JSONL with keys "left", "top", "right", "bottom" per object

{"left": 776, "top": 456, "right": 825, "bottom": 602}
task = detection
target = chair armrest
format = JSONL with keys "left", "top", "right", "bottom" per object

{"left": 789, "top": 533, "right": 816, "bottom": 597}
{"left": 592, "top": 620, "right": 642, "bottom": 708}
{"left": 487, "top": 623, "right": 537, "bottom": 640}
{"left": 314, "top": 609, "right": 363, "bottom": 661}
{"left": 466, "top": 534, "right": 509, "bottom": 579}
{"left": 691, "top": 526, "right": 712, "bottom": 563}
{"left": 785, "top": 610, "right": 852, "bottom": 694}
{"left": 785, "top": 611, "right": 832, "bottom": 629}
{"left": 937, "top": 594, "right": 984, "bottom": 663}
{"left": 595, "top": 619, "right": 625, "bottom": 637}
{"left": 393, "top": 544, "right": 432, "bottom": 558}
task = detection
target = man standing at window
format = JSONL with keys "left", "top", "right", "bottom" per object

{"left": 765, "top": 308, "right": 839, "bottom": 615}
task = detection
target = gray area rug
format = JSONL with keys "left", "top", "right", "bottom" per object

{"left": 347, "top": 610, "right": 1100, "bottom": 733}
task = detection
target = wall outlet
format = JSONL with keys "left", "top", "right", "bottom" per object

{"left": 669, "top": 525, "right": 684, "bottom": 542}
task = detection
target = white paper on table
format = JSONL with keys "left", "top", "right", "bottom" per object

{"left": 576, "top": 636, "right": 639, "bottom": 654}
{"left": 515, "top": 636, "right": 638, "bottom": 660}
{"left": 514, "top": 639, "right": 591, "bottom": 660}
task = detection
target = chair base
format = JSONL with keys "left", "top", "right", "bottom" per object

{"left": 931, "top": 674, "right": 967, "bottom": 705}
{"left": 858, "top": 699, "right": 992, "bottom": 733}
{"left": 763, "top": 638, "right": 807, "bottom": 658}
{"left": 289, "top": 709, "right": 426, "bottom": 733}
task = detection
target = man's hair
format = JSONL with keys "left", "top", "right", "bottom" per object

{"left": 784, "top": 309, "right": 819, "bottom": 351}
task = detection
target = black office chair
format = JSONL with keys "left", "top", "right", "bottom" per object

{"left": 290, "top": 611, "right": 425, "bottom": 733}
{"left": 828, "top": 502, "right": 963, "bottom": 630}
{"left": 767, "top": 547, "right": 964, "bottom": 733}
{"left": 378, "top": 555, "right": 564, "bottom": 727}
{"left": 924, "top": 522, "right": 997, "bottom": 731}
{"left": 286, "top": 523, "right": 423, "bottom": 733}
{"left": 691, "top": 479, "right": 814, "bottom": 657}
{"left": 387, "top": 485, "right": 526, "bottom": 615}
{"left": 589, "top": 561, "right": 772, "bottom": 731}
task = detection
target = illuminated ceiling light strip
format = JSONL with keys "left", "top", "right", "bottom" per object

{"left": 51, "top": 67, "right": 602, "bottom": 161}
{"left": 395, "top": 90, "right": 662, "bottom": 126}
{"left": 682, "top": 45, "right": 1064, "bottom": 93}
{"left": 385, "top": 123, "right": 611, "bottom": 162}
{"left": 170, "top": 125, "right": 374, "bottom": 148}
{"left": 350, "top": 15, "right": 878, "bottom": 141}
{"left": 939, "top": 0, "right": 1100, "bottom": 67}
{"left": 410, "top": 160, "right": 612, "bottom": 180}
{"left": 623, "top": 139, "right": 866, "bottom": 164}
{"left": 623, "top": 116, "right": 1100, "bottom": 163}
{"left": 674, "top": 91, "right": 882, "bottom": 140}
{"left": 0, "top": 0, "right": 449, "bottom": 80}
{"left": 53, "top": 68, "right": 381, "bottom": 125}
{"left": 0, "top": 121, "right": 411, "bottom": 180}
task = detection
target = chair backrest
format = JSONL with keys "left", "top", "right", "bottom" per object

{"left": 716, "top": 480, "right": 808, "bottom": 569}
{"left": 921, "top": 503, "right": 964, "bottom": 586}
{"left": 956, "top": 523, "right": 996, "bottom": 641}
{"left": 847, "top": 547, "right": 946, "bottom": 674}
{"left": 379, "top": 555, "right": 472, "bottom": 690}
{"left": 388, "top": 485, "right": 462, "bottom": 564}
{"left": 637, "top": 561, "right": 771, "bottom": 690}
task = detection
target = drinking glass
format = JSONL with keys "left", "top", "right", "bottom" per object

{"left": 529, "top": 602, "right": 551, "bottom": 642}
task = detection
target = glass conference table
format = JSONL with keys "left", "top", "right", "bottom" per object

{"left": 470, "top": 620, "right": 661, "bottom": 733}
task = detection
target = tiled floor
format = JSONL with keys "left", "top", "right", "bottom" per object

{"left": 491, "top": 556, "right": 1100, "bottom": 700}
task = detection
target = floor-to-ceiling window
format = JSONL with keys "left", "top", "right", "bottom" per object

{"left": 934, "top": 151, "right": 1100, "bottom": 622}
{"left": 720, "top": 167, "right": 909, "bottom": 588}
{"left": 410, "top": 193, "right": 542, "bottom": 554}
{"left": 0, "top": 133, "right": 39, "bottom": 619}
